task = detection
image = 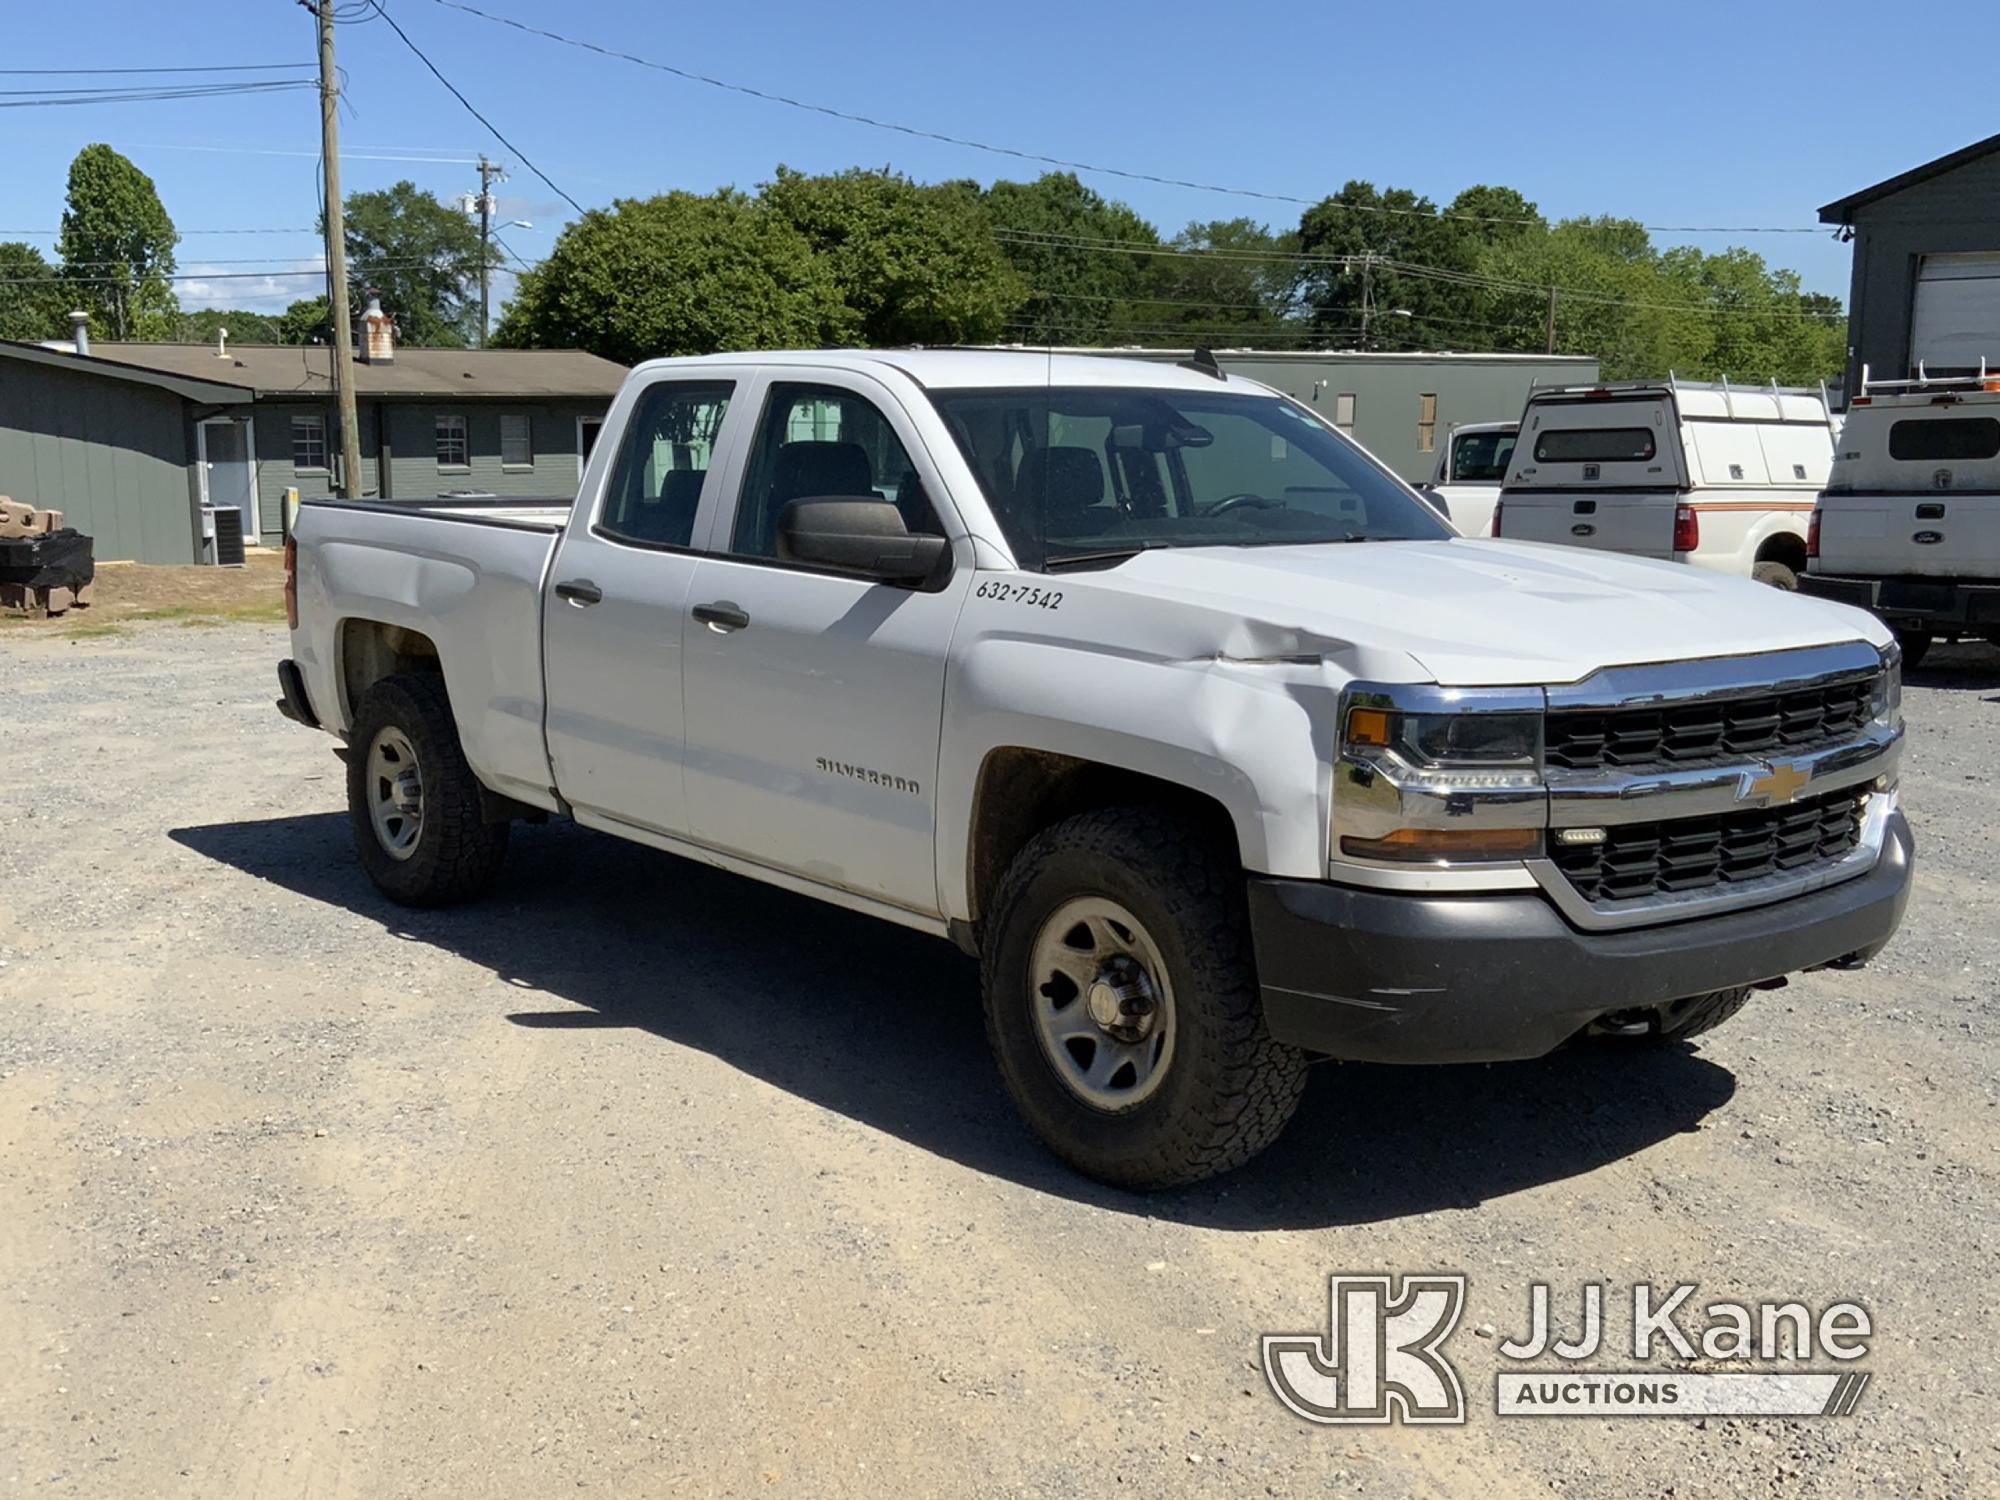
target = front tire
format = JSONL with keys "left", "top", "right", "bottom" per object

{"left": 1893, "top": 628, "right": 1933, "bottom": 671}
{"left": 980, "top": 808, "right": 1308, "bottom": 1189}
{"left": 1600, "top": 986, "right": 1753, "bottom": 1044}
{"left": 346, "top": 672, "right": 509, "bottom": 907}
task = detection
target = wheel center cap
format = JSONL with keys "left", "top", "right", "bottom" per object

{"left": 1086, "top": 966, "right": 1156, "bottom": 1042}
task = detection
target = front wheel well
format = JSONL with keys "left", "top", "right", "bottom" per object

{"left": 964, "top": 748, "right": 1243, "bottom": 927}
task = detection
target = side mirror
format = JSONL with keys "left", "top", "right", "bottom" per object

{"left": 777, "top": 498, "right": 948, "bottom": 584}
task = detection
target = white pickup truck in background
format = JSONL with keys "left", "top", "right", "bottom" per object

{"left": 1494, "top": 380, "right": 1836, "bottom": 588}
{"left": 1419, "top": 420, "right": 1516, "bottom": 537}
{"left": 1802, "top": 371, "right": 2000, "bottom": 667}
{"left": 277, "top": 349, "right": 1913, "bottom": 1188}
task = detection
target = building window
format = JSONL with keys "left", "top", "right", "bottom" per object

{"left": 1418, "top": 393, "right": 1438, "bottom": 453}
{"left": 291, "top": 413, "right": 327, "bottom": 472}
{"left": 500, "top": 413, "right": 532, "bottom": 468}
{"left": 1334, "top": 393, "right": 1357, "bottom": 431}
{"left": 436, "top": 414, "right": 468, "bottom": 468}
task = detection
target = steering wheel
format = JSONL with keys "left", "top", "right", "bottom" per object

{"left": 1201, "top": 492, "right": 1281, "bottom": 516}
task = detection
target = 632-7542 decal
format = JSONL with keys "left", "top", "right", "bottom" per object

{"left": 975, "top": 580, "right": 1063, "bottom": 609}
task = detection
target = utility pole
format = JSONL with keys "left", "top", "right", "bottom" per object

{"left": 315, "top": 0, "right": 363, "bottom": 498}
{"left": 1544, "top": 285, "right": 1559, "bottom": 355}
{"left": 472, "top": 155, "right": 507, "bottom": 348}
{"left": 1359, "top": 255, "right": 1374, "bottom": 350}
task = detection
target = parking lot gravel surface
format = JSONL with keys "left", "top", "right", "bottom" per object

{"left": 1, "top": 620, "right": 1995, "bottom": 1497}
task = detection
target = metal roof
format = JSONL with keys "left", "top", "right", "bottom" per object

{"left": 1818, "top": 131, "right": 2000, "bottom": 223}
{"left": 0, "top": 340, "right": 628, "bottom": 400}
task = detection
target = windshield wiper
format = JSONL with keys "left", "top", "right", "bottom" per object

{"left": 1043, "top": 542, "right": 1171, "bottom": 571}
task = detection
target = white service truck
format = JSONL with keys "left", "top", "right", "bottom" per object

{"left": 277, "top": 350, "right": 1913, "bottom": 1188}
{"left": 1493, "top": 380, "right": 1836, "bottom": 588}
{"left": 1802, "top": 372, "right": 2000, "bottom": 667}
{"left": 1418, "top": 420, "right": 1516, "bottom": 537}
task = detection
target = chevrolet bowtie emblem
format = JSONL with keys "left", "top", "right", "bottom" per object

{"left": 1742, "top": 761, "right": 1811, "bottom": 804}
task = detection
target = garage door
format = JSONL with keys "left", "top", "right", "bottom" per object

{"left": 1910, "top": 252, "right": 2000, "bottom": 373}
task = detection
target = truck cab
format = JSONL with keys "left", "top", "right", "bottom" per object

{"left": 1419, "top": 420, "right": 1516, "bottom": 537}
{"left": 1802, "top": 369, "right": 2000, "bottom": 665}
{"left": 1493, "top": 380, "right": 1835, "bottom": 588}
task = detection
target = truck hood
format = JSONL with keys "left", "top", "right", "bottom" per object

{"left": 1091, "top": 539, "right": 1887, "bottom": 686}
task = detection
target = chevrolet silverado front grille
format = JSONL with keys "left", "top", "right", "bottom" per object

{"left": 1544, "top": 675, "right": 1877, "bottom": 773}
{"left": 1551, "top": 786, "right": 1869, "bottom": 905}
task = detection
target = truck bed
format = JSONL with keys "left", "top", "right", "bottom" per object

{"left": 288, "top": 495, "right": 568, "bottom": 811}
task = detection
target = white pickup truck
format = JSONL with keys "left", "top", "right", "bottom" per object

{"left": 1418, "top": 420, "right": 1516, "bottom": 538}
{"left": 277, "top": 349, "right": 1913, "bottom": 1188}
{"left": 1802, "top": 372, "right": 2000, "bottom": 667}
{"left": 1494, "top": 379, "right": 1835, "bottom": 588}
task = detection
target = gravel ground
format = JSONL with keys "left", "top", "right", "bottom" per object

{"left": 1, "top": 621, "right": 1995, "bottom": 1498}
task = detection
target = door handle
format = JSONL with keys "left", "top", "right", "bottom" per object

{"left": 555, "top": 578, "right": 603, "bottom": 607}
{"left": 693, "top": 601, "right": 750, "bottom": 633}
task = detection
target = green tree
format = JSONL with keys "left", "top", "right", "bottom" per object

{"left": 172, "top": 307, "right": 283, "bottom": 344}
{"left": 277, "top": 295, "right": 332, "bottom": 345}
{"left": 58, "top": 144, "right": 179, "bottom": 340}
{"left": 338, "top": 180, "right": 483, "bottom": 347}
{"left": 1135, "top": 218, "right": 1297, "bottom": 345}
{"left": 1292, "top": 181, "right": 1481, "bottom": 350}
{"left": 0, "top": 242, "right": 69, "bottom": 343}
{"left": 982, "top": 173, "right": 1159, "bottom": 344}
{"left": 493, "top": 190, "right": 845, "bottom": 362}
{"left": 760, "top": 167, "right": 1020, "bottom": 345}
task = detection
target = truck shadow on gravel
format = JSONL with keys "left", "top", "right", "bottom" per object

{"left": 171, "top": 812, "right": 1736, "bottom": 1230}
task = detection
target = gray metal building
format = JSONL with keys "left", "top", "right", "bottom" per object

{"left": 1820, "top": 133, "right": 2000, "bottom": 391}
{"left": 0, "top": 338, "right": 625, "bottom": 563}
{"left": 1051, "top": 348, "right": 1600, "bottom": 482}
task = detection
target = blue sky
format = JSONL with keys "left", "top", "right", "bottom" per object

{"left": 3, "top": 0, "right": 1991, "bottom": 321}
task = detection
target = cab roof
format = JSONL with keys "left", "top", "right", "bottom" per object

{"left": 626, "top": 348, "right": 1272, "bottom": 393}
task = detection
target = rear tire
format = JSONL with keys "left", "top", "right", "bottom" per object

{"left": 346, "top": 672, "right": 509, "bottom": 907}
{"left": 980, "top": 807, "right": 1308, "bottom": 1190}
{"left": 1753, "top": 560, "right": 1799, "bottom": 591}
{"left": 1892, "top": 628, "right": 1932, "bottom": 671}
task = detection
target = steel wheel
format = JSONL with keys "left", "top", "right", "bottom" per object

{"left": 366, "top": 725, "right": 424, "bottom": 861}
{"left": 1028, "top": 895, "right": 1177, "bottom": 1111}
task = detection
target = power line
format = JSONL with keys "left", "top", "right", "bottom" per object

{"left": 423, "top": 0, "right": 1826, "bottom": 237}
{"left": 0, "top": 63, "right": 315, "bottom": 75}
{"left": 0, "top": 80, "right": 318, "bottom": 108}
{"left": 364, "top": 1, "right": 583, "bottom": 215}
{"left": 0, "top": 227, "right": 319, "bottom": 236}
{"left": 0, "top": 261, "right": 452, "bottom": 287}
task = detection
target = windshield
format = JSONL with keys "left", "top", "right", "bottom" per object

{"left": 1450, "top": 429, "right": 1517, "bottom": 482}
{"left": 928, "top": 386, "right": 1452, "bottom": 569}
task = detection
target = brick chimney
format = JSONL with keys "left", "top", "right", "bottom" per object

{"left": 358, "top": 290, "right": 395, "bottom": 364}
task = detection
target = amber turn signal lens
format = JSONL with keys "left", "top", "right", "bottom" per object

{"left": 1346, "top": 707, "right": 1393, "bottom": 747}
{"left": 1340, "top": 827, "right": 1543, "bottom": 862}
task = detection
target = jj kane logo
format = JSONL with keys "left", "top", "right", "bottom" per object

{"left": 1264, "top": 1276, "right": 1872, "bottom": 1424}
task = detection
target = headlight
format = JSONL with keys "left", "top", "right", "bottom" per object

{"left": 1345, "top": 706, "right": 1541, "bottom": 775}
{"left": 1334, "top": 686, "right": 1547, "bottom": 866}
{"left": 1869, "top": 642, "right": 1902, "bottom": 728}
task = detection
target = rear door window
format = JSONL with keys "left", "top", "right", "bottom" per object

{"left": 1533, "top": 428, "right": 1657, "bottom": 463}
{"left": 597, "top": 380, "right": 734, "bottom": 549}
{"left": 1888, "top": 417, "right": 2000, "bottom": 462}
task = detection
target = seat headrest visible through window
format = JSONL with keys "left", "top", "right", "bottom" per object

{"left": 652, "top": 469, "right": 704, "bottom": 510}
{"left": 1014, "top": 445, "right": 1105, "bottom": 523}
{"left": 770, "top": 441, "right": 875, "bottom": 503}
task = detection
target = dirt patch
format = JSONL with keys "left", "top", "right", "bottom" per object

{"left": 0, "top": 551, "right": 286, "bottom": 635}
